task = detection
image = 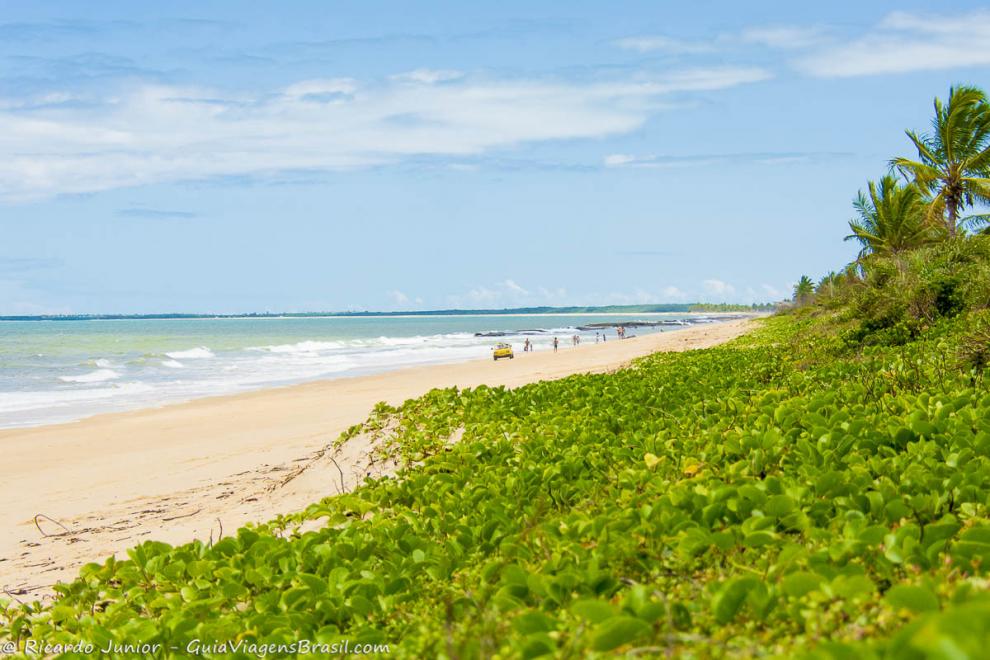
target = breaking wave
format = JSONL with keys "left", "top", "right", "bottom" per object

{"left": 58, "top": 369, "right": 121, "bottom": 383}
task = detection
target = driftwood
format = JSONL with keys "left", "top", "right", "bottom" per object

{"left": 33, "top": 514, "right": 71, "bottom": 538}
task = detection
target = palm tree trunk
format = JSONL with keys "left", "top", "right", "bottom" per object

{"left": 948, "top": 199, "right": 957, "bottom": 237}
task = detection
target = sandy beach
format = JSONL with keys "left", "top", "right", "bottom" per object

{"left": 0, "top": 318, "right": 755, "bottom": 600}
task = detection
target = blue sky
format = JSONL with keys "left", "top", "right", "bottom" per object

{"left": 2, "top": 1, "right": 989, "bottom": 314}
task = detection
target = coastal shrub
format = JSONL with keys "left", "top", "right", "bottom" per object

{"left": 956, "top": 311, "right": 990, "bottom": 375}
{"left": 3, "top": 306, "right": 990, "bottom": 657}
{"left": 815, "top": 236, "right": 990, "bottom": 347}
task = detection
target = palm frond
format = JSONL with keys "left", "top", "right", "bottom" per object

{"left": 961, "top": 213, "right": 990, "bottom": 231}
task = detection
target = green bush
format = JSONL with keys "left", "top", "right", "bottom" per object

{"left": 812, "top": 237, "right": 990, "bottom": 347}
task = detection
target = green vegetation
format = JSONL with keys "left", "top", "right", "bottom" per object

{"left": 5, "top": 253, "right": 990, "bottom": 657}
{"left": 845, "top": 175, "right": 936, "bottom": 258}
{"left": 891, "top": 85, "right": 990, "bottom": 237}
{"left": 3, "top": 85, "right": 990, "bottom": 657}
{"left": 792, "top": 276, "right": 815, "bottom": 306}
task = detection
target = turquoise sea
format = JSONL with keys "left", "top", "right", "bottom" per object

{"left": 0, "top": 313, "right": 732, "bottom": 429}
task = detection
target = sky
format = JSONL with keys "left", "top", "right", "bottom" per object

{"left": 2, "top": 1, "right": 990, "bottom": 314}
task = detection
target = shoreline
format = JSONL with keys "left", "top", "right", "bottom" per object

{"left": 1, "top": 312, "right": 759, "bottom": 432}
{"left": 0, "top": 318, "right": 756, "bottom": 599}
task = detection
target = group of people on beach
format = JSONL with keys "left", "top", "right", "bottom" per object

{"left": 595, "top": 326, "right": 627, "bottom": 342}
{"left": 520, "top": 327, "right": 627, "bottom": 354}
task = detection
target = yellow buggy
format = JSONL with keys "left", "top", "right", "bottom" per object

{"left": 492, "top": 343, "right": 514, "bottom": 360}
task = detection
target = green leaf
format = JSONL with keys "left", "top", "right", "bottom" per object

{"left": 571, "top": 599, "right": 617, "bottom": 624}
{"left": 519, "top": 634, "right": 556, "bottom": 659}
{"left": 513, "top": 611, "right": 555, "bottom": 635}
{"left": 590, "top": 616, "right": 651, "bottom": 652}
{"left": 885, "top": 585, "right": 940, "bottom": 613}
{"left": 831, "top": 574, "right": 875, "bottom": 600}
{"left": 743, "top": 530, "right": 776, "bottom": 547}
{"left": 781, "top": 572, "right": 824, "bottom": 599}
{"left": 767, "top": 494, "right": 796, "bottom": 517}
{"left": 714, "top": 576, "right": 759, "bottom": 624}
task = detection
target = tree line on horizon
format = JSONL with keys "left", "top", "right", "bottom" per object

{"left": 791, "top": 85, "right": 990, "bottom": 306}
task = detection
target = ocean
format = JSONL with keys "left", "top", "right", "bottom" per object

{"left": 0, "top": 313, "right": 733, "bottom": 429}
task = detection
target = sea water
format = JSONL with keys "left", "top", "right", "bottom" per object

{"left": 0, "top": 313, "right": 732, "bottom": 429}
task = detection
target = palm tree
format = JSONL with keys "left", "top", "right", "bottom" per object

{"left": 891, "top": 85, "right": 990, "bottom": 237}
{"left": 793, "top": 275, "right": 814, "bottom": 305}
{"left": 816, "top": 271, "right": 841, "bottom": 298}
{"left": 845, "top": 175, "right": 936, "bottom": 258}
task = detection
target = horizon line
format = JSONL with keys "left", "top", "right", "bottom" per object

{"left": 0, "top": 302, "right": 775, "bottom": 321}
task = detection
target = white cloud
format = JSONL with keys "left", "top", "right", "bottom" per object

{"left": 604, "top": 153, "right": 651, "bottom": 167}
{"left": 604, "top": 153, "right": 718, "bottom": 169}
{"left": 614, "top": 36, "right": 715, "bottom": 55}
{"left": 0, "top": 66, "right": 770, "bottom": 201}
{"left": 468, "top": 288, "right": 499, "bottom": 304}
{"left": 388, "top": 290, "right": 410, "bottom": 305}
{"left": 503, "top": 279, "right": 529, "bottom": 295}
{"left": 446, "top": 280, "right": 575, "bottom": 308}
{"left": 615, "top": 13, "right": 990, "bottom": 78}
{"left": 761, "top": 283, "right": 784, "bottom": 299}
{"left": 604, "top": 289, "right": 657, "bottom": 305}
{"left": 795, "top": 10, "right": 990, "bottom": 77}
{"left": 753, "top": 155, "right": 808, "bottom": 166}
{"left": 615, "top": 26, "right": 826, "bottom": 56}
{"left": 662, "top": 285, "right": 687, "bottom": 301}
{"left": 703, "top": 278, "right": 735, "bottom": 297}
{"left": 283, "top": 78, "right": 357, "bottom": 100}
{"left": 605, "top": 153, "right": 719, "bottom": 169}
{"left": 740, "top": 26, "right": 827, "bottom": 49}
{"left": 879, "top": 11, "right": 975, "bottom": 33}
{"left": 537, "top": 286, "right": 568, "bottom": 302}
{"left": 390, "top": 68, "right": 464, "bottom": 84}
{"left": 604, "top": 151, "right": 833, "bottom": 169}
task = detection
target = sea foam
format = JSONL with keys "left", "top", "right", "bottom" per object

{"left": 165, "top": 347, "right": 214, "bottom": 359}
{"left": 255, "top": 340, "right": 345, "bottom": 354}
{"left": 58, "top": 369, "right": 121, "bottom": 384}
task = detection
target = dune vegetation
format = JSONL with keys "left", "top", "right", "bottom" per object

{"left": 2, "top": 86, "right": 990, "bottom": 658}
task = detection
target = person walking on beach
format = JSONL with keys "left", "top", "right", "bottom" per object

{"left": 595, "top": 332, "right": 600, "bottom": 344}
{"left": 524, "top": 338, "right": 530, "bottom": 352}
{"left": 553, "top": 337, "right": 559, "bottom": 352}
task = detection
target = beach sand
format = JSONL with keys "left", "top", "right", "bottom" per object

{"left": 0, "top": 318, "right": 756, "bottom": 600}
